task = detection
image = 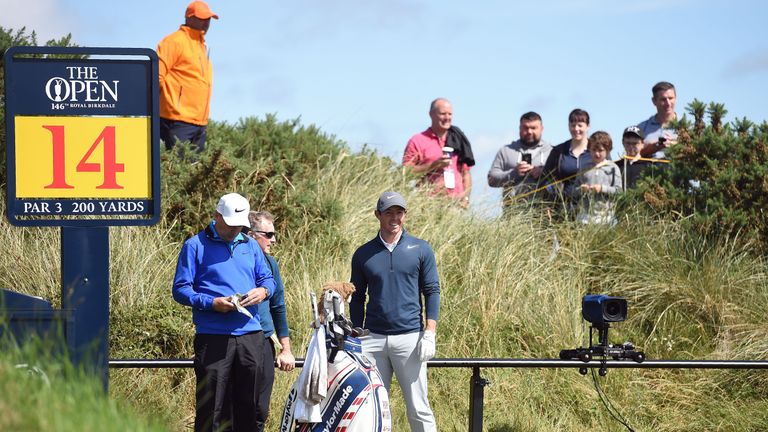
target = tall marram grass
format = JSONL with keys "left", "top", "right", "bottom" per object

{"left": 2, "top": 116, "right": 768, "bottom": 430}
{"left": 0, "top": 339, "right": 166, "bottom": 431}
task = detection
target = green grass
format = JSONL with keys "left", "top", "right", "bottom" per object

{"left": 1, "top": 117, "right": 768, "bottom": 431}
{"left": 0, "top": 340, "right": 166, "bottom": 432}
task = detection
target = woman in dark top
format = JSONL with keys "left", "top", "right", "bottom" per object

{"left": 542, "top": 108, "right": 594, "bottom": 205}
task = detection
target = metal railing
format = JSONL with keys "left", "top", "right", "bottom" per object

{"left": 109, "top": 357, "right": 768, "bottom": 432}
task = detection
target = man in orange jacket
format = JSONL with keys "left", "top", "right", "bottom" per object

{"left": 157, "top": 1, "right": 218, "bottom": 153}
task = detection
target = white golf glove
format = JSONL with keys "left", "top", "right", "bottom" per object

{"left": 418, "top": 330, "right": 436, "bottom": 362}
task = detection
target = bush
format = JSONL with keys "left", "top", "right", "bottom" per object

{"left": 161, "top": 115, "right": 353, "bottom": 242}
{"left": 628, "top": 101, "right": 768, "bottom": 251}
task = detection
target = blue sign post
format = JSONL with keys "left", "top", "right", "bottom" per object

{"left": 61, "top": 226, "right": 110, "bottom": 376}
{"left": 3, "top": 46, "right": 160, "bottom": 388}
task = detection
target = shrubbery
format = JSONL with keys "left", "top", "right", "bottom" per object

{"left": 628, "top": 100, "right": 768, "bottom": 251}
{"left": 160, "top": 115, "right": 365, "bottom": 244}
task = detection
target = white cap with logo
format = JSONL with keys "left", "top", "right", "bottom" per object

{"left": 216, "top": 193, "right": 251, "bottom": 227}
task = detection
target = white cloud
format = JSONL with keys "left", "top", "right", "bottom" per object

{"left": 722, "top": 50, "right": 768, "bottom": 78}
{"left": 1, "top": 0, "right": 78, "bottom": 43}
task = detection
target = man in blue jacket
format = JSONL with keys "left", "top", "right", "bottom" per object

{"left": 350, "top": 191, "right": 440, "bottom": 432}
{"left": 172, "top": 193, "right": 276, "bottom": 432}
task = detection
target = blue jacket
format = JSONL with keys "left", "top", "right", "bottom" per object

{"left": 172, "top": 223, "right": 276, "bottom": 335}
{"left": 542, "top": 139, "right": 594, "bottom": 198}
{"left": 258, "top": 254, "right": 289, "bottom": 339}
{"left": 350, "top": 230, "right": 441, "bottom": 335}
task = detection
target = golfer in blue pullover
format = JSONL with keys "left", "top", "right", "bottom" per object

{"left": 173, "top": 192, "right": 276, "bottom": 432}
{"left": 350, "top": 191, "right": 440, "bottom": 432}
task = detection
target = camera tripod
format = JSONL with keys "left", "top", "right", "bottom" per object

{"left": 559, "top": 323, "right": 645, "bottom": 376}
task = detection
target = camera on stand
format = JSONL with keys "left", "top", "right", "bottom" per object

{"left": 560, "top": 294, "right": 645, "bottom": 376}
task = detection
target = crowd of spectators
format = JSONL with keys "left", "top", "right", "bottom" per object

{"left": 404, "top": 82, "right": 678, "bottom": 223}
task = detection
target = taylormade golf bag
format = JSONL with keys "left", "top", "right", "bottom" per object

{"left": 279, "top": 290, "right": 391, "bottom": 432}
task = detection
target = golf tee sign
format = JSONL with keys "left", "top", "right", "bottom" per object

{"left": 3, "top": 46, "right": 161, "bottom": 389}
{"left": 4, "top": 46, "right": 160, "bottom": 227}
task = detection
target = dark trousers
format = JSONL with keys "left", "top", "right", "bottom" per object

{"left": 160, "top": 118, "right": 207, "bottom": 152}
{"left": 254, "top": 337, "right": 276, "bottom": 432}
{"left": 194, "top": 332, "right": 268, "bottom": 432}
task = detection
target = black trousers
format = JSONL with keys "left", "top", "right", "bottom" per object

{"left": 254, "top": 337, "right": 276, "bottom": 432}
{"left": 194, "top": 332, "right": 268, "bottom": 432}
{"left": 160, "top": 118, "right": 207, "bottom": 152}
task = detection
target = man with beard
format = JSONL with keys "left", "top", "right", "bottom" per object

{"left": 487, "top": 111, "right": 553, "bottom": 210}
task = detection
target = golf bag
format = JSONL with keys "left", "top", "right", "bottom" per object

{"left": 279, "top": 290, "right": 391, "bottom": 432}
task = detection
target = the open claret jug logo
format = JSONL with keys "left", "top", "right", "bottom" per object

{"left": 45, "top": 66, "right": 119, "bottom": 108}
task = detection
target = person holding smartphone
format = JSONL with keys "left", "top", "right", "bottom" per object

{"left": 487, "top": 111, "right": 553, "bottom": 210}
{"left": 638, "top": 81, "right": 678, "bottom": 160}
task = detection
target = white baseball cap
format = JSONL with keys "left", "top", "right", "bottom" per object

{"left": 215, "top": 193, "right": 251, "bottom": 228}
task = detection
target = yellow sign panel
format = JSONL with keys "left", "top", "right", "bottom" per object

{"left": 15, "top": 116, "right": 151, "bottom": 198}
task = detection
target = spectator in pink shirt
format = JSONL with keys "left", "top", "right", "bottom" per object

{"left": 403, "top": 98, "right": 475, "bottom": 207}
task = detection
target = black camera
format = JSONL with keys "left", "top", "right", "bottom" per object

{"left": 521, "top": 153, "right": 532, "bottom": 164}
{"left": 560, "top": 294, "right": 644, "bottom": 375}
{"left": 582, "top": 294, "right": 627, "bottom": 328}
{"left": 658, "top": 136, "right": 667, "bottom": 145}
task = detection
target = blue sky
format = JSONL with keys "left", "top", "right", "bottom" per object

{"left": 5, "top": 0, "right": 768, "bottom": 215}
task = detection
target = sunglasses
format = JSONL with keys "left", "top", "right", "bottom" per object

{"left": 250, "top": 230, "right": 276, "bottom": 239}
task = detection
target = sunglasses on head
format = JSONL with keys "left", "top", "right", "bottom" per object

{"left": 251, "top": 230, "right": 276, "bottom": 239}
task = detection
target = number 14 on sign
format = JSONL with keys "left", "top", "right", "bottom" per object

{"left": 44, "top": 125, "right": 124, "bottom": 189}
{"left": 14, "top": 116, "right": 150, "bottom": 199}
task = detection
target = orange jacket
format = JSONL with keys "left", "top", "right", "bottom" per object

{"left": 157, "top": 26, "right": 213, "bottom": 126}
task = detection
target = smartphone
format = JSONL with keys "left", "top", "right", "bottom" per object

{"left": 522, "top": 153, "right": 532, "bottom": 164}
